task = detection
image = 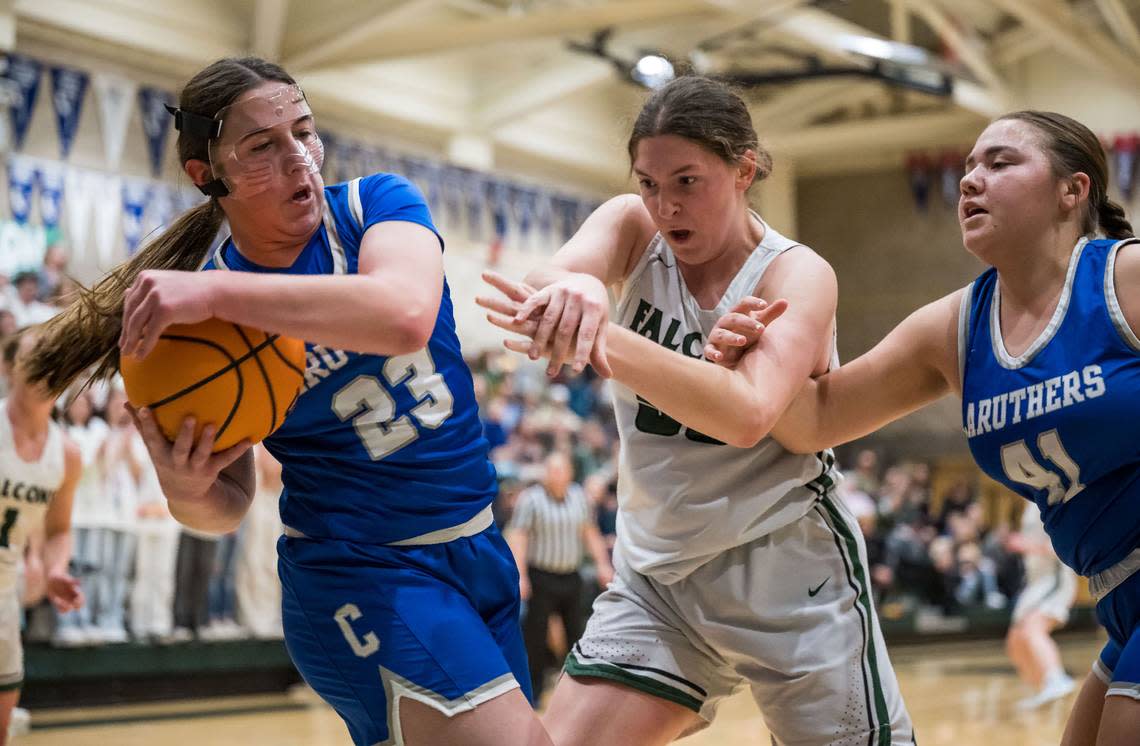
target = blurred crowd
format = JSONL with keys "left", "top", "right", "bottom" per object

{"left": 840, "top": 450, "right": 1024, "bottom": 618}
{"left": 1, "top": 247, "right": 284, "bottom": 647}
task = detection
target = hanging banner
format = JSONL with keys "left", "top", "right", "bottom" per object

{"left": 144, "top": 182, "right": 176, "bottom": 237}
{"left": 554, "top": 197, "right": 580, "bottom": 242}
{"left": 1113, "top": 135, "right": 1138, "bottom": 203}
{"left": 2, "top": 54, "right": 42, "bottom": 152}
{"left": 534, "top": 192, "right": 554, "bottom": 248}
{"left": 420, "top": 161, "right": 443, "bottom": 218}
{"left": 64, "top": 168, "right": 96, "bottom": 261}
{"left": 441, "top": 167, "right": 465, "bottom": 231}
{"left": 49, "top": 65, "right": 89, "bottom": 159}
{"left": 138, "top": 87, "right": 174, "bottom": 178}
{"left": 7, "top": 154, "right": 37, "bottom": 224}
{"left": 487, "top": 180, "right": 511, "bottom": 266}
{"left": 463, "top": 171, "right": 486, "bottom": 242}
{"left": 93, "top": 174, "right": 123, "bottom": 267}
{"left": 510, "top": 186, "right": 536, "bottom": 247}
{"left": 121, "top": 180, "right": 151, "bottom": 256}
{"left": 36, "top": 161, "right": 65, "bottom": 231}
{"left": 940, "top": 150, "right": 963, "bottom": 208}
{"left": 93, "top": 73, "right": 136, "bottom": 170}
{"left": 905, "top": 152, "right": 932, "bottom": 211}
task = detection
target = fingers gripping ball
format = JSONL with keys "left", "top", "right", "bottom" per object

{"left": 120, "top": 318, "right": 306, "bottom": 452}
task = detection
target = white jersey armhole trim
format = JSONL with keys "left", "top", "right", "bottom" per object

{"left": 322, "top": 193, "right": 349, "bottom": 275}
{"left": 348, "top": 176, "right": 363, "bottom": 230}
{"left": 1104, "top": 238, "right": 1140, "bottom": 353}
{"left": 957, "top": 280, "right": 975, "bottom": 390}
{"left": 615, "top": 233, "right": 666, "bottom": 320}
{"left": 209, "top": 238, "right": 231, "bottom": 271}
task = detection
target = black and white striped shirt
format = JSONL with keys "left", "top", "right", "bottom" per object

{"left": 509, "top": 483, "right": 591, "bottom": 573}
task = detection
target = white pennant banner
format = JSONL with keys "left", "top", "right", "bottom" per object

{"left": 93, "top": 73, "right": 136, "bottom": 170}
{"left": 64, "top": 167, "right": 96, "bottom": 262}
{"left": 93, "top": 173, "right": 122, "bottom": 268}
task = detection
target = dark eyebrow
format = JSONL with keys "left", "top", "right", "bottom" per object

{"left": 965, "top": 145, "right": 1018, "bottom": 169}
{"left": 237, "top": 114, "right": 314, "bottom": 144}
{"left": 633, "top": 164, "right": 699, "bottom": 179}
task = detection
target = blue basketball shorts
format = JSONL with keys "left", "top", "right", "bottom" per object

{"left": 1094, "top": 566, "right": 1140, "bottom": 700}
{"left": 278, "top": 524, "right": 531, "bottom": 745}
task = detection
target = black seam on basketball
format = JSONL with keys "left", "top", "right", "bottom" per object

{"left": 233, "top": 325, "right": 277, "bottom": 436}
{"left": 144, "top": 334, "right": 246, "bottom": 442}
{"left": 217, "top": 353, "right": 244, "bottom": 442}
{"left": 147, "top": 334, "right": 274, "bottom": 410}
{"left": 266, "top": 336, "right": 306, "bottom": 380}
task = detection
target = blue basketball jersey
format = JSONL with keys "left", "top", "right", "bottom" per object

{"left": 961, "top": 237, "right": 1140, "bottom": 576}
{"left": 203, "top": 173, "right": 496, "bottom": 543}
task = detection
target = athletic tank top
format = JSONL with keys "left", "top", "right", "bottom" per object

{"left": 0, "top": 400, "right": 66, "bottom": 586}
{"left": 961, "top": 237, "right": 1140, "bottom": 576}
{"left": 612, "top": 218, "right": 841, "bottom": 583}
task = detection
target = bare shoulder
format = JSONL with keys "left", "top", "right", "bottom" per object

{"left": 613, "top": 194, "right": 659, "bottom": 277}
{"left": 61, "top": 433, "right": 82, "bottom": 480}
{"left": 757, "top": 244, "right": 838, "bottom": 307}
{"left": 1112, "top": 238, "right": 1140, "bottom": 338}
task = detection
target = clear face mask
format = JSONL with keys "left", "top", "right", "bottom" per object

{"left": 169, "top": 84, "right": 324, "bottom": 199}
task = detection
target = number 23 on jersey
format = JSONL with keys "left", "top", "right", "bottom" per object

{"left": 331, "top": 349, "right": 454, "bottom": 460}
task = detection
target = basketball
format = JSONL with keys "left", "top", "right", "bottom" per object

{"left": 119, "top": 318, "right": 306, "bottom": 452}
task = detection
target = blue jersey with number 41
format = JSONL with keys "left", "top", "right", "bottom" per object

{"left": 961, "top": 237, "right": 1140, "bottom": 576}
{"left": 203, "top": 173, "right": 495, "bottom": 543}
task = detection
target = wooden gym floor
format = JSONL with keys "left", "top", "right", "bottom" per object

{"left": 20, "top": 631, "right": 1103, "bottom": 745}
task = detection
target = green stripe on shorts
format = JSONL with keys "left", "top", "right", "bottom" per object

{"left": 820, "top": 494, "right": 891, "bottom": 746}
{"left": 0, "top": 679, "right": 22, "bottom": 692}
{"left": 564, "top": 652, "right": 703, "bottom": 714}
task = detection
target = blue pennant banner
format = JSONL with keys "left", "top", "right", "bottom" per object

{"left": 36, "top": 161, "right": 65, "bottom": 231}
{"left": 49, "top": 65, "right": 89, "bottom": 159}
{"left": 2, "top": 54, "right": 42, "bottom": 151}
{"left": 7, "top": 155, "right": 36, "bottom": 224}
{"left": 122, "top": 179, "right": 151, "bottom": 256}
{"left": 138, "top": 87, "right": 174, "bottom": 178}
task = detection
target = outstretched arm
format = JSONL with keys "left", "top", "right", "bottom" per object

{"left": 705, "top": 289, "right": 965, "bottom": 453}
{"left": 482, "top": 247, "right": 837, "bottom": 448}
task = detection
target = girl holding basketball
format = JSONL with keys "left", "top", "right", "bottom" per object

{"left": 481, "top": 76, "right": 914, "bottom": 745}
{"left": 25, "top": 58, "right": 548, "bottom": 746}
{"left": 0, "top": 331, "right": 83, "bottom": 744}
{"left": 490, "top": 110, "right": 1139, "bottom": 745}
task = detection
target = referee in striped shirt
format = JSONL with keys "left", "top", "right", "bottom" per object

{"left": 507, "top": 451, "right": 613, "bottom": 702}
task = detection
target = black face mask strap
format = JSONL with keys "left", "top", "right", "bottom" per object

{"left": 165, "top": 104, "right": 230, "bottom": 197}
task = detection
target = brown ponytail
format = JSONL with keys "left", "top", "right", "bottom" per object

{"left": 25, "top": 200, "right": 225, "bottom": 395}
{"left": 1098, "top": 197, "right": 1135, "bottom": 240}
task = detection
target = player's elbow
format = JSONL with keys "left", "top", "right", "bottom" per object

{"left": 724, "top": 401, "right": 779, "bottom": 449}
{"left": 387, "top": 304, "right": 437, "bottom": 354}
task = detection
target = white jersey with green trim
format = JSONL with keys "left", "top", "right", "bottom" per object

{"left": 0, "top": 400, "right": 66, "bottom": 588}
{"left": 612, "top": 218, "right": 841, "bottom": 583}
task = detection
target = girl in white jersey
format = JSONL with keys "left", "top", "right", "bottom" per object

{"left": 1006, "top": 501, "right": 1078, "bottom": 710}
{"left": 497, "top": 112, "right": 1137, "bottom": 746}
{"left": 0, "top": 331, "right": 82, "bottom": 743}
{"left": 481, "top": 76, "right": 913, "bottom": 746}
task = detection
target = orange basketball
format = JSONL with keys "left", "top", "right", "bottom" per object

{"left": 119, "top": 318, "right": 306, "bottom": 452}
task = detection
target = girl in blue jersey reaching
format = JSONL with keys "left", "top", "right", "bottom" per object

{"left": 24, "top": 58, "right": 551, "bottom": 746}
{"left": 485, "top": 111, "right": 1137, "bottom": 745}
